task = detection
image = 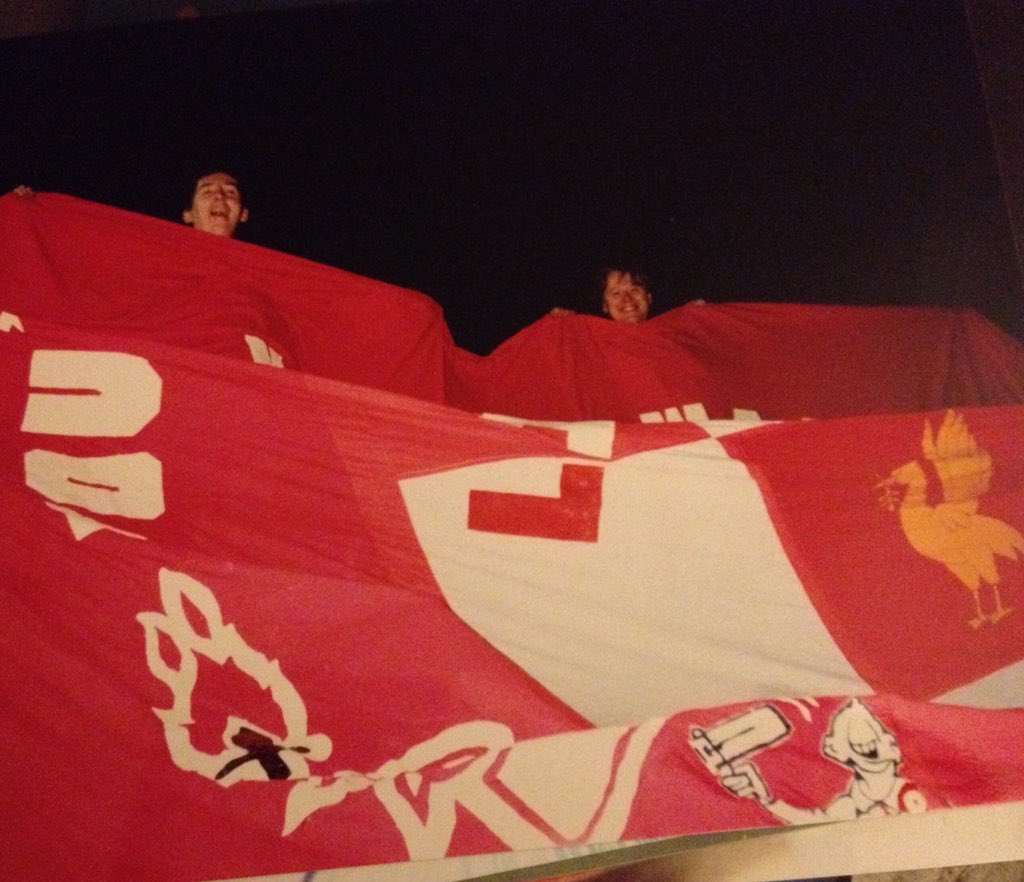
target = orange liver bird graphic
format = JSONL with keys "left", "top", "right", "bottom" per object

{"left": 878, "top": 410, "right": 1023, "bottom": 629}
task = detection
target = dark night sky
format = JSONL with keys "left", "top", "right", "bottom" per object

{"left": 1, "top": 0, "right": 1020, "bottom": 353}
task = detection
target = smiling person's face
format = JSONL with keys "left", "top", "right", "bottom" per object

{"left": 601, "top": 270, "right": 652, "bottom": 323}
{"left": 183, "top": 172, "right": 248, "bottom": 237}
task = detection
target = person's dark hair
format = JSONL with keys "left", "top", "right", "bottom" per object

{"left": 595, "top": 264, "right": 653, "bottom": 299}
{"left": 183, "top": 169, "right": 246, "bottom": 210}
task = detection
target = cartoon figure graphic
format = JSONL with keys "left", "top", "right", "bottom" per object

{"left": 878, "top": 409, "right": 1023, "bottom": 628}
{"left": 698, "top": 698, "right": 926, "bottom": 824}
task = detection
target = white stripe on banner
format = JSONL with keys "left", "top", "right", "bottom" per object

{"left": 402, "top": 430, "right": 868, "bottom": 724}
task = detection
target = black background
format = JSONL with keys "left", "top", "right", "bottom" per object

{"left": 2, "top": 0, "right": 1020, "bottom": 353}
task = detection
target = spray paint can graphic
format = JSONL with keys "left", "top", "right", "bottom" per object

{"left": 689, "top": 704, "right": 791, "bottom": 776}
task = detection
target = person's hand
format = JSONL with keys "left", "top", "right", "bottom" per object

{"left": 719, "top": 762, "right": 771, "bottom": 805}
{"left": 548, "top": 307, "right": 574, "bottom": 317}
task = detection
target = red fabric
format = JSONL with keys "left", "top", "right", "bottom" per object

{"left": 3, "top": 192, "right": 1023, "bottom": 423}
{"left": 447, "top": 304, "right": 1024, "bottom": 421}
{"left": 2, "top": 193, "right": 1024, "bottom": 881}
{"left": 721, "top": 407, "right": 1024, "bottom": 698}
{"left": 0, "top": 191, "right": 450, "bottom": 401}
{"left": 3, "top": 322, "right": 1024, "bottom": 881}
{"left": 0, "top": 325, "right": 587, "bottom": 881}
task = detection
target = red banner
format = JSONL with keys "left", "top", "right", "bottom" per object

{"left": 2, "top": 193, "right": 1024, "bottom": 881}
{"left": 0, "top": 191, "right": 450, "bottom": 402}
{"left": 3, "top": 192, "right": 1023, "bottom": 422}
{"left": 446, "top": 302, "right": 1024, "bottom": 421}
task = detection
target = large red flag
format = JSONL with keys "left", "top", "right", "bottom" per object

{"left": 3, "top": 320, "right": 1023, "bottom": 881}
{"left": 2, "top": 192, "right": 1024, "bottom": 881}
{"left": 3, "top": 191, "right": 1023, "bottom": 422}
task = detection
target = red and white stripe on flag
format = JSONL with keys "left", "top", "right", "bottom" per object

{"left": 3, "top": 323, "right": 1023, "bottom": 881}
{"left": 720, "top": 407, "right": 1024, "bottom": 702}
{"left": 3, "top": 187, "right": 1024, "bottom": 881}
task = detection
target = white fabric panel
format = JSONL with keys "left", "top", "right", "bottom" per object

{"left": 402, "top": 434, "right": 868, "bottom": 724}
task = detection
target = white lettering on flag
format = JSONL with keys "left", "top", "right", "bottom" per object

{"left": 639, "top": 404, "right": 763, "bottom": 423}
{"left": 24, "top": 450, "right": 165, "bottom": 519}
{"left": 244, "top": 334, "right": 285, "bottom": 367}
{"left": 0, "top": 310, "right": 24, "bottom": 332}
{"left": 43, "top": 501, "right": 148, "bottom": 541}
{"left": 19, "top": 350, "right": 166, "bottom": 537}
{"left": 22, "top": 350, "right": 161, "bottom": 436}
